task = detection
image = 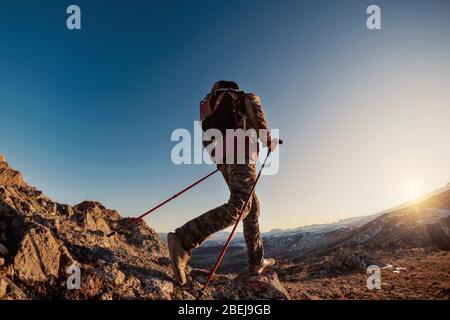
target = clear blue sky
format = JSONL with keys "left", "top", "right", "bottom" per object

{"left": 1, "top": 0, "right": 450, "bottom": 232}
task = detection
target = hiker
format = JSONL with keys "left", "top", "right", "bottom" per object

{"left": 168, "top": 80, "right": 279, "bottom": 285}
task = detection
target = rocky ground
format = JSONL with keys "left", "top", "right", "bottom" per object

{"left": 279, "top": 247, "right": 450, "bottom": 300}
{"left": 0, "top": 154, "right": 289, "bottom": 300}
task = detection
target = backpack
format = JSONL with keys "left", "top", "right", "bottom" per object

{"left": 200, "top": 89, "right": 258, "bottom": 134}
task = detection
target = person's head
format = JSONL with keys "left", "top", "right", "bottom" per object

{"left": 211, "top": 80, "right": 240, "bottom": 92}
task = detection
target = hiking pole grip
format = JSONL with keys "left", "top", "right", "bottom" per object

{"left": 268, "top": 139, "right": 283, "bottom": 152}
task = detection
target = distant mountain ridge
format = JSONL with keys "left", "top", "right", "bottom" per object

{"left": 190, "top": 182, "right": 450, "bottom": 272}
{"left": 161, "top": 182, "right": 450, "bottom": 248}
{"left": 267, "top": 182, "right": 450, "bottom": 236}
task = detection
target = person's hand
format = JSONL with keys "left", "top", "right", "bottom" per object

{"left": 268, "top": 138, "right": 282, "bottom": 152}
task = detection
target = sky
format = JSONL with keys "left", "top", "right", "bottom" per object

{"left": 1, "top": 0, "right": 450, "bottom": 233}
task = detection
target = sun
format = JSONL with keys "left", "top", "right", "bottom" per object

{"left": 403, "top": 179, "right": 424, "bottom": 201}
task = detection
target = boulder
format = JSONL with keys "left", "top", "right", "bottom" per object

{"left": 95, "top": 217, "right": 111, "bottom": 234}
{"left": 74, "top": 201, "right": 106, "bottom": 214}
{"left": 0, "top": 156, "right": 25, "bottom": 187}
{"left": 327, "top": 248, "right": 369, "bottom": 274}
{"left": 13, "top": 227, "right": 75, "bottom": 283}
{"left": 230, "top": 271, "right": 290, "bottom": 300}
{"left": 81, "top": 212, "right": 111, "bottom": 234}
{"left": 189, "top": 269, "right": 290, "bottom": 300}
{"left": 82, "top": 211, "right": 97, "bottom": 231}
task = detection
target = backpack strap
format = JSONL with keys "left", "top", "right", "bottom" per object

{"left": 200, "top": 95, "right": 213, "bottom": 121}
{"left": 200, "top": 90, "right": 230, "bottom": 121}
{"left": 243, "top": 94, "right": 259, "bottom": 131}
{"left": 214, "top": 91, "right": 227, "bottom": 111}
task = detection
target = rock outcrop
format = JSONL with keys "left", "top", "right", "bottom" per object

{"left": 13, "top": 226, "right": 75, "bottom": 284}
{"left": 0, "top": 154, "right": 288, "bottom": 300}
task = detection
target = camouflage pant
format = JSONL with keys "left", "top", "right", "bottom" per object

{"left": 175, "top": 164, "right": 264, "bottom": 265}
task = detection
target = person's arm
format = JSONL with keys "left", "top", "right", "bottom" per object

{"left": 247, "top": 93, "right": 272, "bottom": 149}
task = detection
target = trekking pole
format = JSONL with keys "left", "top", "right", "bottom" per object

{"left": 197, "top": 140, "right": 282, "bottom": 299}
{"left": 107, "top": 169, "right": 220, "bottom": 238}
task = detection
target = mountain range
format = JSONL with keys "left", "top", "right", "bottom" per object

{"left": 189, "top": 183, "right": 450, "bottom": 273}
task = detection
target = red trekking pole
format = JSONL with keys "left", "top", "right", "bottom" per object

{"left": 107, "top": 169, "right": 219, "bottom": 238}
{"left": 197, "top": 140, "right": 282, "bottom": 299}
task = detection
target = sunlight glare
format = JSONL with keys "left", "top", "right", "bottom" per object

{"left": 403, "top": 179, "right": 424, "bottom": 201}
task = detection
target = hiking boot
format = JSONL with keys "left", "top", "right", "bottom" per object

{"left": 167, "top": 232, "right": 190, "bottom": 285}
{"left": 248, "top": 258, "right": 275, "bottom": 274}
